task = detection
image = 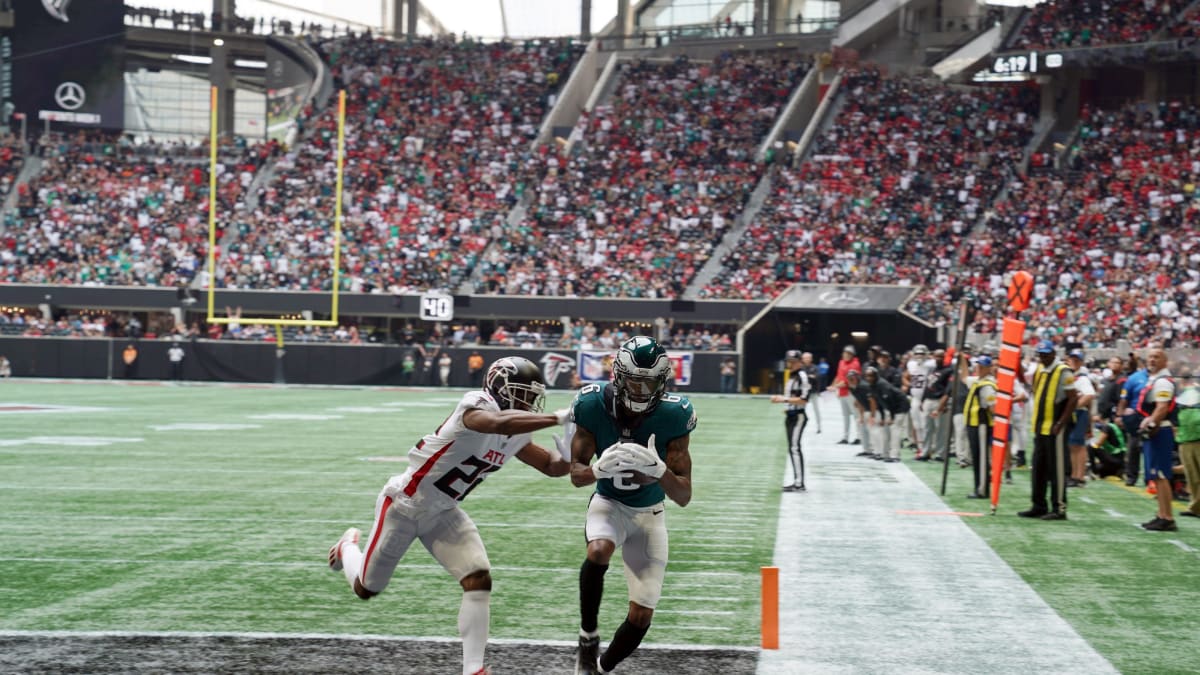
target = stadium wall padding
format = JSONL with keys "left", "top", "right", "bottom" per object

{"left": 0, "top": 284, "right": 762, "bottom": 324}
{"left": 0, "top": 338, "right": 733, "bottom": 392}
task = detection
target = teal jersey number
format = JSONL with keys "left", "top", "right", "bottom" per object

{"left": 572, "top": 382, "right": 697, "bottom": 508}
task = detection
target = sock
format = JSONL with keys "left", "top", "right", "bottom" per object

{"left": 340, "top": 542, "right": 363, "bottom": 590}
{"left": 458, "top": 590, "right": 490, "bottom": 675}
{"left": 579, "top": 559, "right": 608, "bottom": 633}
{"left": 599, "top": 619, "right": 649, "bottom": 673}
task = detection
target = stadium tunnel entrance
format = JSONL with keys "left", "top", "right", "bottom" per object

{"left": 737, "top": 284, "right": 937, "bottom": 394}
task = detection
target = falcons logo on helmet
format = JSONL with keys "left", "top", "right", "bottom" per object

{"left": 540, "top": 352, "right": 575, "bottom": 387}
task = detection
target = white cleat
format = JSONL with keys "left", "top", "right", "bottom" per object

{"left": 328, "top": 527, "right": 361, "bottom": 571}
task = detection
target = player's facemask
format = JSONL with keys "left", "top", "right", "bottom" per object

{"left": 506, "top": 381, "right": 547, "bottom": 413}
{"left": 616, "top": 373, "right": 666, "bottom": 414}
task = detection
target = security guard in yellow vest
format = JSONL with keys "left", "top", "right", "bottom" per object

{"left": 964, "top": 355, "right": 998, "bottom": 499}
{"left": 1019, "top": 340, "right": 1078, "bottom": 520}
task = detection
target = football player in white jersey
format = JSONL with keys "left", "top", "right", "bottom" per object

{"left": 905, "top": 344, "right": 938, "bottom": 457}
{"left": 327, "top": 356, "right": 573, "bottom": 675}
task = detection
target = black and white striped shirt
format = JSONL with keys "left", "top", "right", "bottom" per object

{"left": 787, "top": 369, "right": 812, "bottom": 412}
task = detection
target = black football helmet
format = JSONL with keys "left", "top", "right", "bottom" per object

{"left": 485, "top": 356, "right": 547, "bottom": 412}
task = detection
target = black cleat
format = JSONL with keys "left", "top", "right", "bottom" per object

{"left": 1141, "top": 517, "right": 1164, "bottom": 528}
{"left": 1180, "top": 511, "right": 1200, "bottom": 518}
{"left": 1018, "top": 509, "right": 1048, "bottom": 519}
{"left": 1040, "top": 512, "right": 1067, "bottom": 521}
{"left": 966, "top": 492, "right": 985, "bottom": 499}
{"left": 796, "top": 483, "right": 806, "bottom": 492}
{"left": 782, "top": 484, "right": 799, "bottom": 492}
{"left": 576, "top": 635, "right": 600, "bottom": 675}
{"left": 851, "top": 439, "right": 862, "bottom": 445}
{"left": 1142, "top": 518, "right": 1177, "bottom": 532}
{"left": 837, "top": 439, "right": 849, "bottom": 445}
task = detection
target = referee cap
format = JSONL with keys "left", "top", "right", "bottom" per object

{"left": 1035, "top": 340, "right": 1056, "bottom": 354}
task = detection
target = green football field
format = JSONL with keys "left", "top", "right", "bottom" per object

{"left": 2, "top": 381, "right": 1198, "bottom": 674}
{"left": 0, "top": 381, "right": 780, "bottom": 648}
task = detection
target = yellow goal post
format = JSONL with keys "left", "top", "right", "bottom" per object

{"left": 204, "top": 86, "right": 347, "bottom": 328}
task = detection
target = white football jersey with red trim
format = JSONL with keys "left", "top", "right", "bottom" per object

{"left": 394, "top": 390, "right": 531, "bottom": 510}
{"left": 907, "top": 358, "right": 937, "bottom": 400}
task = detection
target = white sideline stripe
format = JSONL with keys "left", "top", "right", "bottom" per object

{"left": 673, "top": 543, "right": 754, "bottom": 549}
{"left": 1166, "top": 539, "right": 1198, "bottom": 553}
{"left": 0, "top": 630, "right": 755, "bottom": 652}
{"left": 1103, "top": 508, "right": 1128, "bottom": 518}
{"left": 757, "top": 396, "right": 1118, "bottom": 675}
{"left": 0, "top": 558, "right": 749, "bottom": 577}
{"left": 0, "top": 514, "right": 757, "bottom": 540}
{"left": 1078, "top": 496, "right": 1097, "bottom": 505}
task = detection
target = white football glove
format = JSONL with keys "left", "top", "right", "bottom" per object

{"left": 624, "top": 434, "right": 666, "bottom": 480}
{"left": 552, "top": 433, "right": 570, "bottom": 462}
{"left": 553, "top": 408, "right": 573, "bottom": 425}
{"left": 592, "top": 444, "right": 634, "bottom": 481}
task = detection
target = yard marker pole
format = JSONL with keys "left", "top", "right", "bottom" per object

{"left": 990, "top": 318, "right": 1027, "bottom": 514}
{"left": 761, "top": 566, "right": 779, "bottom": 649}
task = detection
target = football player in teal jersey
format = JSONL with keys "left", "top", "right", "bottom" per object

{"left": 567, "top": 336, "right": 696, "bottom": 675}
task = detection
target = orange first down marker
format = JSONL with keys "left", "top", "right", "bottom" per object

{"left": 762, "top": 566, "right": 779, "bottom": 649}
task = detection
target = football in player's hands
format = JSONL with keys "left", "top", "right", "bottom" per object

{"left": 618, "top": 434, "right": 667, "bottom": 481}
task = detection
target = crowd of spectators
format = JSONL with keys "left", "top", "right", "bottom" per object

{"left": 1012, "top": 0, "right": 1185, "bottom": 50}
{"left": 218, "top": 34, "right": 582, "bottom": 293}
{"left": 969, "top": 100, "right": 1200, "bottom": 348}
{"left": 474, "top": 52, "right": 809, "bottom": 299}
{"left": 1, "top": 132, "right": 274, "bottom": 287}
{"left": 0, "top": 133, "right": 23, "bottom": 202}
{"left": 1169, "top": 2, "right": 1200, "bottom": 37}
{"left": 701, "top": 66, "right": 1039, "bottom": 326}
{"left": 124, "top": 4, "right": 346, "bottom": 37}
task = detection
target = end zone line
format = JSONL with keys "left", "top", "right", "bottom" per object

{"left": 0, "top": 630, "right": 758, "bottom": 653}
{"left": 0, "top": 557, "right": 751, "bottom": 577}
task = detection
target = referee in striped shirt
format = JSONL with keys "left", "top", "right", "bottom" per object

{"left": 773, "top": 350, "right": 812, "bottom": 492}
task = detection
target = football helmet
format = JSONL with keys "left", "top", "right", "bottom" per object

{"left": 485, "top": 357, "right": 547, "bottom": 412}
{"left": 613, "top": 336, "right": 671, "bottom": 415}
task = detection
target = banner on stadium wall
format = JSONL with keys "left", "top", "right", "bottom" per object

{"left": 577, "top": 350, "right": 693, "bottom": 386}
{"left": 7, "top": 0, "right": 125, "bottom": 130}
{"left": 265, "top": 39, "right": 313, "bottom": 143}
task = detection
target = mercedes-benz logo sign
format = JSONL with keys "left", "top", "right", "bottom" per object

{"left": 54, "top": 82, "right": 86, "bottom": 111}
{"left": 42, "top": 0, "right": 72, "bottom": 23}
{"left": 818, "top": 289, "right": 871, "bottom": 307}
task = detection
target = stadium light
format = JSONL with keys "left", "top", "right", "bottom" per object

{"left": 213, "top": 38, "right": 225, "bottom": 46}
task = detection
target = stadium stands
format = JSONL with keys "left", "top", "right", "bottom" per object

{"left": 473, "top": 52, "right": 810, "bottom": 298}
{"left": 1008, "top": 0, "right": 1185, "bottom": 49}
{"left": 0, "top": 132, "right": 22, "bottom": 201}
{"left": 1170, "top": 2, "right": 1200, "bottom": 37}
{"left": 222, "top": 35, "right": 583, "bottom": 292}
{"left": 1012, "top": 0, "right": 1186, "bottom": 50}
{"left": 975, "top": 101, "right": 1200, "bottom": 348}
{"left": 700, "top": 66, "right": 1039, "bottom": 326}
{"left": 2, "top": 132, "right": 271, "bottom": 286}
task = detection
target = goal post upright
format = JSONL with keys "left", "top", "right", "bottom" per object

{"left": 204, "top": 87, "right": 347, "bottom": 328}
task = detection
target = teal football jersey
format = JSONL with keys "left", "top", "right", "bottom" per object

{"left": 572, "top": 381, "right": 697, "bottom": 507}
